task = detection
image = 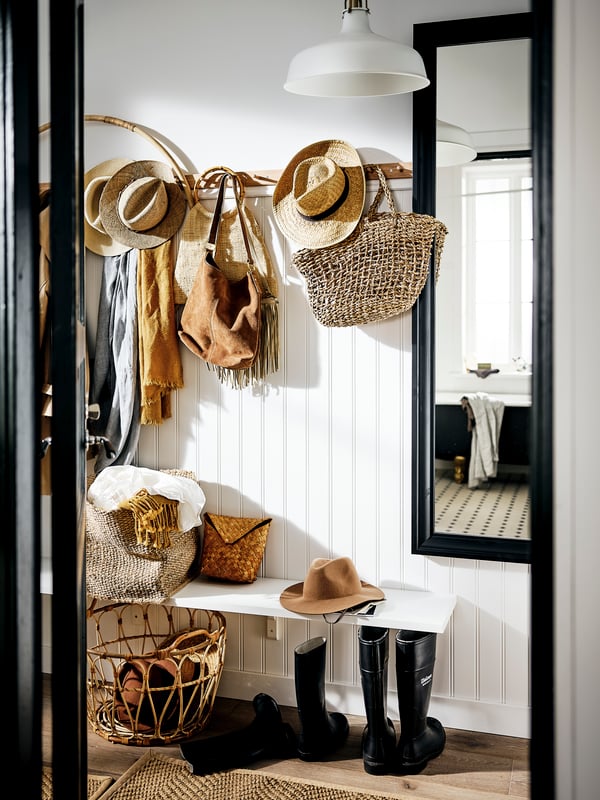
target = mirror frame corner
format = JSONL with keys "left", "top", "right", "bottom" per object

{"left": 411, "top": 12, "right": 535, "bottom": 564}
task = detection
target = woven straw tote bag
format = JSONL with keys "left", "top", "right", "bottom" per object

{"left": 292, "top": 164, "right": 448, "bottom": 327}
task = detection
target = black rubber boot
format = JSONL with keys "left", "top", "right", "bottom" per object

{"left": 294, "top": 636, "right": 349, "bottom": 761}
{"left": 179, "top": 692, "right": 296, "bottom": 774}
{"left": 358, "top": 626, "right": 397, "bottom": 774}
{"left": 395, "top": 630, "right": 446, "bottom": 774}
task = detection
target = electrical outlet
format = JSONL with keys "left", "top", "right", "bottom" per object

{"left": 126, "top": 605, "right": 145, "bottom": 631}
{"left": 266, "top": 616, "right": 280, "bottom": 640}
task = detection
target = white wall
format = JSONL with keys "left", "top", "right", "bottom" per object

{"left": 553, "top": 2, "right": 600, "bottom": 798}
{"left": 70, "top": 0, "right": 533, "bottom": 738}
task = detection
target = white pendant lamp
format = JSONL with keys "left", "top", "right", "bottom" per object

{"left": 436, "top": 119, "right": 477, "bottom": 167}
{"left": 284, "top": 0, "right": 429, "bottom": 98}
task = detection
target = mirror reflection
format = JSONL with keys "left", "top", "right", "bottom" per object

{"left": 434, "top": 38, "right": 532, "bottom": 540}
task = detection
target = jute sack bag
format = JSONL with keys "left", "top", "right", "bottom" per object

{"left": 85, "top": 469, "right": 203, "bottom": 603}
{"left": 175, "top": 167, "right": 279, "bottom": 388}
{"left": 292, "top": 165, "right": 448, "bottom": 328}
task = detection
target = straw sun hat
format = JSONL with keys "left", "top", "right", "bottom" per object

{"left": 279, "top": 556, "right": 384, "bottom": 615}
{"left": 99, "top": 160, "right": 187, "bottom": 250}
{"left": 83, "top": 158, "right": 133, "bottom": 255}
{"left": 272, "top": 140, "right": 366, "bottom": 249}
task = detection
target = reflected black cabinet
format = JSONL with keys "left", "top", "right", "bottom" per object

{"left": 435, "top": 404, "right": 530, "bottom": 467}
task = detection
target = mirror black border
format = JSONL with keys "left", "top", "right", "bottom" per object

{"left": 411, "top": 12, "right": 535, "bottom": 564}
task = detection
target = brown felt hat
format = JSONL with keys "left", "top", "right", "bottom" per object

{"left": 83, "top": 158, "right": 133, "bottom": 255}
{"left": 279, "top": 556, "right": 384, "bottom": 615}
{"left": 99, "top": 160, "right": 187, "bottom": 250}
{"left": 272, "top": 140, "right": 366, "bottom": 249}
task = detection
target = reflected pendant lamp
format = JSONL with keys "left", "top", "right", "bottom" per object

{"left": 284, "top": 0, "right": 429, "bottom": 97}
{"left": 436, "top": 119, "right": 477, "bottom": 167}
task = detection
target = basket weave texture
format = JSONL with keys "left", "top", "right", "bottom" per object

{"left": 200, "top": 513, "right": 272, "bottom": 583}
{"left": 86, "top": 469, "right": 202, "bottom": 603}
{"left": 292, "top": 165, "right": 448, "bottom": 328}
{"left": 86, "top": 603, "right": 226, "bottom": 745}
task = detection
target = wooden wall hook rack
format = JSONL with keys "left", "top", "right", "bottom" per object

{"left": 40, "top": 114, "right": 413, "bottom": 202}
{"left": 186, "top": 162, "right": 412, "bottom": 190}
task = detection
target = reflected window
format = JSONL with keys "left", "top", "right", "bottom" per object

{"left": 462, "top": 157, "right": 532, "bottom": 373}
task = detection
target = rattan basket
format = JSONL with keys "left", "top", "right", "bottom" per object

{"left": 86, "top": 602, "right": 226, "bottom": 746}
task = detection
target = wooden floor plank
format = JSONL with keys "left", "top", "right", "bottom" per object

{"left": 43, "top": 676, "right": 530, "bottom": 798}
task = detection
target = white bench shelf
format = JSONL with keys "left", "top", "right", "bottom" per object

{"left": 42, "top": 559, "right": 456, "bottom": 634}
{"left": 171, "top": 576, "right": 455, "bottom": 633}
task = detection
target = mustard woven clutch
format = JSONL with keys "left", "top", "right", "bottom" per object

{"left": 200, "top": 513, "right": 272, "bottom": 583}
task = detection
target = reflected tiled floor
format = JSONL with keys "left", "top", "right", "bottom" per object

{"left": 435, "top": 469, "right": 530, "bottom": 538}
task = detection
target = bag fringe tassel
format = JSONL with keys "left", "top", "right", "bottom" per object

{"left": 207, "top": 296, "right": 279, "bottom": 389}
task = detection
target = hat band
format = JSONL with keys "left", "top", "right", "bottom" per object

{"left": 296, "top": 171, "right": 349, "bottom": 222}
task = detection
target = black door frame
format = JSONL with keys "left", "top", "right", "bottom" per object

{"left": 1, "top": 1, "right": 87, "bottom": 797}
{"left": 1, "top": 1, "right": 44, "bottom": 795}
{"left": 1, "top": 1, "right": 554, "bottom": 798}
{"left": 48, "top": 1, "right": 88, "bottom": 798}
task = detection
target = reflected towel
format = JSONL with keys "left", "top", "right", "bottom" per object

{"left": 462, "top": 392, "right": 505, "bottom": 488}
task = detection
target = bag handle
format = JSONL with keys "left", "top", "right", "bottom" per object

{"left": 363, "top": 163, "right": 399, "bottom": 219}
{"left": 206, "top": 170, "right": 253, "bottom": 262}
{"left": 194, "top": 165, "right": 246, "bottom": 204}
{"left": 206, "top": 172, "right": 231, "bottom": 250}
{"left": 205, "top": 169, "right": 259, "bottom": 293}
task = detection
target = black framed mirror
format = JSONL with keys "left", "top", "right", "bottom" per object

{"left": 411, "top": 12, "right": 536, "bottom": 563}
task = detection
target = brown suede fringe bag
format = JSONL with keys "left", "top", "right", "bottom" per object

{"left": 179, "top": 171, "right": 262, "bottom": 371}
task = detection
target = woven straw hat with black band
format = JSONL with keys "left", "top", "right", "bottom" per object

{"left": 273, "top": 140, "right": 366, "bottom": 249}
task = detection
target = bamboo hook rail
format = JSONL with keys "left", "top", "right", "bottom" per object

{"left": 39, "top": 114, "right": 195, "bottom": 208}
{"left": 39, "top": 114, "right": 413, "bottom": 204}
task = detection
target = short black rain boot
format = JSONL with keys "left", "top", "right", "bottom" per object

{"left": 294, "top": 636, "right": 349, "bottom": 760}
{"left": 179, "top": 692, "right": 296, "bottom": 774}
{"left": 395, "top": 630, "right": 446, "bottom": 774}
{"left": 358, "top": 626, "right": 397, "bottom": 774}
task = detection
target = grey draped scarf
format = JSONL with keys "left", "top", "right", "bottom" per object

{"left": 90, "top": 249, "right": 141, "bottom": 473}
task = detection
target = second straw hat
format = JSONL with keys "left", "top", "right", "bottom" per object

{"left": 272, "top": 140, "right": 365, "bottom": 249}
{"left": 99, "top": 160, "right": 187, "bottom": 250}
{"left": 83, "top": 158, "right": 133, "bottom": 256}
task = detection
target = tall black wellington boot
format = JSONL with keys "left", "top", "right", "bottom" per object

{"left": 179, "top": 693, "right": 297, "bottom": 774}
{"left": 294, "top": 636, "right": 349, "bottom": 760}
{"left": 395, "top": 630, "right": 446, "bottom": 774}
{"left": 358, "top": 626, "right": 397, "bottom": 775}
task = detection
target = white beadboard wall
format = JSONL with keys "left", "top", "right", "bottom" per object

{"left": 81, "top": 181, "right": 531, "bottom": 738}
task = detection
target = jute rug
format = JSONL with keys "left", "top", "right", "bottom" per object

{"left": 41, "top": 767, "right": 113, "bottom": 800}
{"left": 97, "top": 751, "right": 404, "bottom": 800}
